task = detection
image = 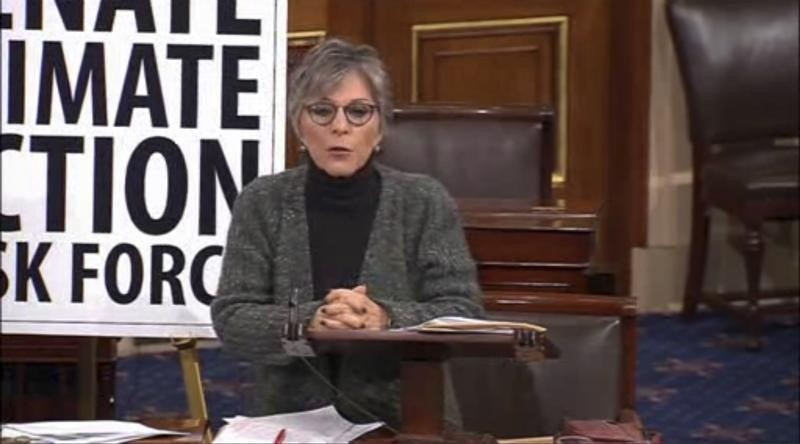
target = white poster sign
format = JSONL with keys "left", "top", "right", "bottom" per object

{"left": 1, "top": 0, "right": 287, "bottom": 338}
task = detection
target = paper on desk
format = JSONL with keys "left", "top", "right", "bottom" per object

{"left": 0, "top": 420, "right": 187, "bottom": 443}
{"left": 213, "top": 405, "right": 383, "bottom": 443}
{"left": 397, "top": 316, "right": 547, "bottom": 334}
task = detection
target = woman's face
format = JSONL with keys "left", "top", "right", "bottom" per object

{"left": 298, "top": 71, "right": 382, "bottom": 177}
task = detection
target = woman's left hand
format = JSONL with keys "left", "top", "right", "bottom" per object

{"left": 318, "top": 285, "right": 390, "bottom": 330}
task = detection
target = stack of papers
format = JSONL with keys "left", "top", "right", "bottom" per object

{"left": 0, "top": 420, "right": 187, "bottom": 443}
{"left": 213, "top": 405, "right": 383, "bottom": 443}
{"left": 399, "top": 316, "right": 547, "bottom": 334}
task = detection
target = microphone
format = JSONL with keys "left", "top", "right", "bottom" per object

{"left": 280, "top": 288, "right": 314, "bottom": 357}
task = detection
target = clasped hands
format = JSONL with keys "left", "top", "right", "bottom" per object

{"left": 310, "top": 285, "right": 390, "bottom": 330}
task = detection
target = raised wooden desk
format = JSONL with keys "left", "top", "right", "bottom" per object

{"left": 458, "top": 199, "right": 598, "bottom": 294}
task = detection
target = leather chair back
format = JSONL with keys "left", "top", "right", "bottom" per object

{"left": 379, "top": 104, "right": 554, "bottom": 203}
{"left": 445, "top": 310, "right": 627, "bottom": 437}
{"left": 667, "top": 0, "right": 799, "bottom": 145}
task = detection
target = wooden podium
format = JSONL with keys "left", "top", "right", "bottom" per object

{"left": 303, "top": 329, "right": 558, "bottom": 441}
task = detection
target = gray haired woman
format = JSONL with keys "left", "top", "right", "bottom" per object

{"left": 211, "top": 38, "right": 482, "bottom": 427}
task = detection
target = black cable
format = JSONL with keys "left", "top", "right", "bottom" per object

{"left": 298, "top": 355, "right": 401, "bottom": 436}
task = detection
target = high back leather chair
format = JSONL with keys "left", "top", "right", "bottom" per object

{"left": 445, "top": 293, "right": 637, "bottom": 438}
{"left": 379, "top": 104, "right": 555, "bottom": 204}
{"left": 667, "top": 0, "right": 800, "bottom": 348}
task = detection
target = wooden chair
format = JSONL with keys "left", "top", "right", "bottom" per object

{"left": 378, "top": 104, "right": 601, "bottom": 294}
{"left": 667, "top": 0, "right": 800, "bottom": 348}
{"left": 379, "top": 104, "right": 555, "bottom": 204}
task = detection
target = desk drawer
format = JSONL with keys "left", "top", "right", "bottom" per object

{"left": 466, "top": 228, "right": 593, "bottom": 263}
{"left": 478, "top": 263, "right": 589, "bottom": 293}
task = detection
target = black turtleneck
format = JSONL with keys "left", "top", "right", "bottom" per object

{"left": 305, "top": 158, "right": 381, "bottom": 300}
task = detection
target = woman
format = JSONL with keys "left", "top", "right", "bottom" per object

{"left": 211, "top": 38, "right": 483, "bottom": 427}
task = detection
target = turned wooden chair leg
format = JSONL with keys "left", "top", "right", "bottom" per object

{"left": 683, "top": 183, "right": 710, "bottom": 320}
{"left": 743, "top": 225, "right": 765, "bottom": 350}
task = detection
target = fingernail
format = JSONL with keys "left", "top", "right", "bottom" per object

{"left": 360, "top": 322, "right": 366, "bottom": 329}
{"left": 321, "top": 307, "right": 327, "bottom": 314}
{"left": 321, "top": 320, "right": 327, "bottom": 326}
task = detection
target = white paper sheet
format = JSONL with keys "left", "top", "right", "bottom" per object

{"left": 213, "top": 405, "right": 383, "bottom": 444}
{"left": 395, "top": 316, "right": 547, "bottom": 334}
{"left": 0, "top": 420, "right": 187, "bottom": 443}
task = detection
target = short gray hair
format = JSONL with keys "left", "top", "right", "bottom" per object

{"left": 288, "top": 38, "right": 392, "bottom": 136}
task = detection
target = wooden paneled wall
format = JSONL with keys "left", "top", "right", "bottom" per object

{"left": 287, "top": 0, "right": 650, "bottom": 294}
{"left": 288, "top": 0, "right": 327, "bottom": 33}
{"left": 371, "top": 0, "right": 611, "bottom": 202}
{"left": 411, "top": 20, "right": 560, "bottom": 106}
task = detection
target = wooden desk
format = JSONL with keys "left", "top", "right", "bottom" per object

{"left": 355, "top": 427, "right": 499, "bottom": 444}
{"left": 307, "top": 329, "right": 554, "bottom": 439}
{"left": 0, "top": 335, "right": 116, "bottom": 422}
{"left": 458, "top": 199, "right": 599, "bottom": 294}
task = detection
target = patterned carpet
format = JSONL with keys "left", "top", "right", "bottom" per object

{"left": 115, "top": 313, "right": 800, "bottom": 443}
{"left": 636, "top": 313, "right": 799, "bottom": 444}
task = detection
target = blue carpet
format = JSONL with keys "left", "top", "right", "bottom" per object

{"left": 636, "top": 313, "right": 799, "bottom": 444}
{"left": 115, "top": 314, "right": 800, "bottom": 442}
{"left": 115, "top": 348, "right": 251, "bottom": 427}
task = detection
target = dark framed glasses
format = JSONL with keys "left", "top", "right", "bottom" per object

{"left": 305, "top": 101, "right": 378, "bottom": 127}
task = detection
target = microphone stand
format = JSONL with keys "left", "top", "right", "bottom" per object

{"left": 281, "top": 289, "right": 315, "bottom": 357}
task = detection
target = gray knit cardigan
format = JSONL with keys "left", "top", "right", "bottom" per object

{"left": 211, "top": 163, "right": 483, "bottom": 426}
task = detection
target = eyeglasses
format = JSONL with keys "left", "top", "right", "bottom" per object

{"left": 305, "top": 101, "right": 378, "bottom": 127}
